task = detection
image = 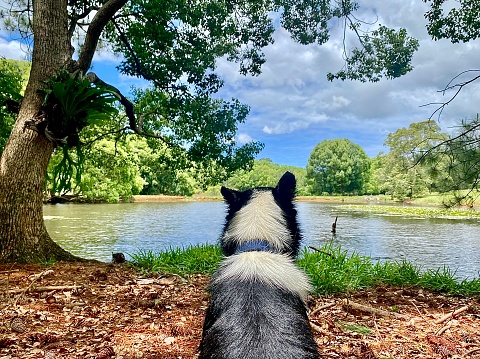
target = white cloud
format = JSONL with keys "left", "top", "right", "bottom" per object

{"left": 329, "top": 95, "right": 351, "bottom": 109}
{"left": 0, "top": 37, "right": 28, "bottom": 60}
{"left": 237, "top": 133, "right": 253, "bottom": 144}
{"left": 262, "top": 113, "right": 329, "bottom": 135}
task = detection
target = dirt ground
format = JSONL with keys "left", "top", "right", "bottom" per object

{"left": 0, "top": 262, "right": 479, "bottom": 359}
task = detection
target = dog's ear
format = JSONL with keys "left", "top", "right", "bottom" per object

{"left": 274, "top": 171, "right": 296, "bottom": 201}
{"left": 221, "top": 186, "right": 239, "bottom": 205}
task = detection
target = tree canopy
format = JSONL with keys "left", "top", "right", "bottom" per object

{"left": 306, "top": 138, "right": 370, "bottom": 195}
{"left": 424, "top": 0, "right": 480, "bottom": 43}
{"left": 425, "top": 115, "right": 480, "bottom": 205}
{"left": 374, "top": 120, "right": 448, "bottom": 200}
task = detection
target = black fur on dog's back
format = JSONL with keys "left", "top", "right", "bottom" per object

{"left": 200, "top": 276, "right": 318, "bottom": 359}
{"left": 199, "top": 172, "right": 319, "bottom": 359}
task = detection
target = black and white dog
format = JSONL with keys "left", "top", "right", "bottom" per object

{"left": 199, "top": 172, "right": 319, "bottom": 359}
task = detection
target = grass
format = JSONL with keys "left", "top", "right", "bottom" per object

{"left": 130, "top": 242, "right": 480, "bottom": 297}
{"left": 129, "top": 243, "right": 222, "bottom": 275}
{"left": 337, "top": 321, "right": 372, "bottom": 335}
{"left": 299, "top": 242, "right": 480, "bottom": 296}
{"left": 344, "top": 204, "right": 480, "bottom": 218}
{"left": 415, "top": 190, "right": 480, "bottom": 207}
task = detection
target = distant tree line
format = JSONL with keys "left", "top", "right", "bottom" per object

{"left": 42, "top": 118, "right": 480, "bottom": 203}
{"left": 223, "top": 159, "right": 307, "bottom": 195}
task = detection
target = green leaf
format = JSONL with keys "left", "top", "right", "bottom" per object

{"left": 327, "top": 25, "right": 419, "bottom": 82}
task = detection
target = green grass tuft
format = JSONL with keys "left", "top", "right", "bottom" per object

{"left": 337, "top": 321, "right": 371, "bottom": 335}
{"left": 300, "top": 241, "right": 480, "bottom": 296}
{"left": 129, "top": 244, "right": 222, "bottom": 275}
{"left": 130, "top": 242, "right": 480, "bottom": 297}
{"left": 298, "top": 242, "right": 377, "bottom": 294}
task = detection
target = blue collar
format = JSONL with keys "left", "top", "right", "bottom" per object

{"left": 235, "top": 240, "right": 274, "bottom": 254}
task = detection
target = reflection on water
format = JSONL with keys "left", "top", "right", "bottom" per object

{"left": 43, "top": 202, "right": 480, "bottom": 279}
{"left": 43, "top": 202, "right": 225, "bottom": 260}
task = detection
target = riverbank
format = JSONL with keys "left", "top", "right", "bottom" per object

{"left": 130, "top": 194, "right": 480, "bottom": 220}
{"left": 47, "top": 192, "right": 479, "bottom": 209}
{"left": 131, "top": 194, "right": 222, "bottom": 202}
{"left": 1, "top": 262, "right": 479, "bottom": 359}
{"left": 130, "top": 194, "right": 391, "bottom": 203}
{"left": 131, "top": 193, "right": 480, "bottom": 207}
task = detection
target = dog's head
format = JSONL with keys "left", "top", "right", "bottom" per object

{"left": 220, "top": 171, "right": 301, "bottom": 258}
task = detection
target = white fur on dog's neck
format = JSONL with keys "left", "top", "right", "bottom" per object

{"left": 214, "top": 251, "right": 312, "bottom": 301}
{"left": 223, "top": 190, "right": 291, "bottom": 250}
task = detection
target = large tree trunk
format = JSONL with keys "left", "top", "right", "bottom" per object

{"left": 0, "top": 0, "right": 80, "bottom": 263}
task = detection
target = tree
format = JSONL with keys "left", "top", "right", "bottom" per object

{"left": 384, "top": 120, "right": 447, "bottom": 168}
{"left": 45, "top": 129, "right": 215, "bottom": 200}
{"left": 67, "top": 137, "right": 145, "bottom": 202}
{"left": 443, "top": 116, "right": 480, "bottom": 205}
{"left": 0, "top": 0, "right": 419, "bottom": 263}
{"left": 134, "top": 137, "right": 199, "bottom": 197}
{"left": 420, "top": 114, "right": 480, "bottom": 206}
{"left": 306, "top": 139, "right": 370, "bottom": 195}
{"left": 375, "top": 120, "right": 448, "bottom": 200}
{"left": 362, "top": 154, "right": 383, "bottom": 195}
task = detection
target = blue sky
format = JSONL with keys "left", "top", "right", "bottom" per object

{"left": 1, "top": 0, "right": 480, "bottom": 168}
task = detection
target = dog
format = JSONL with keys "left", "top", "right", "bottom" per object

{"left": 199, "top": 172, "right": 319, "bottom": 359}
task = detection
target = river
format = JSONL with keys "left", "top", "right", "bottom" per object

{"left": 43, "top": 201, "right": 480, "bottom": 279}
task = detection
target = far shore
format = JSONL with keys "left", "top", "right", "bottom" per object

{"left": 131, "top": 194, "right": 479, "bottom": 208}
{"left": 130, "top": 194, "right": 378, "bottom": 203}
{"left": 131, "top": 194, "right": 223, "bottom": 202}
{"left": 132, "top": 194, "right": 402, "bottom": 204}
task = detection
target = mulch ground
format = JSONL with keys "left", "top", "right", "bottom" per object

{"left": 0, "top": 262, "right": 479, "bottom": 359}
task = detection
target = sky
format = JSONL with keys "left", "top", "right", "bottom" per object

{"left": 1, "top": 0, "right": 479, "bottom": 168}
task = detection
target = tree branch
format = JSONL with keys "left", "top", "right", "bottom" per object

{"left": 85, "top": 72, "right": 175, "bottom": 145}
{"left": 77, "top": 0, "right": 128, "bottom": 72}
{"left": 68, "top": 6, "right": 100, "bottom": 38}
{"left": 110, "top": 18, "right": 157, "bottom": 84}
{"left": 109, "top": 18, "right": 192, "bottom": 96}
{"left": 345, "top": 15, "right": 366, "bottom": 48}
{"left": 421, "top": 70, "right": 480, "bottom": 121}
{"left": 414, "top": 122, "right": 480, "bottom": 166}
{"left": 82, "top": 125, "right": 129, "bottom": 147}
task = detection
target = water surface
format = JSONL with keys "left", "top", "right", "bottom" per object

{"left": 43, "top": 201, "right": 480, "bottom": 279}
